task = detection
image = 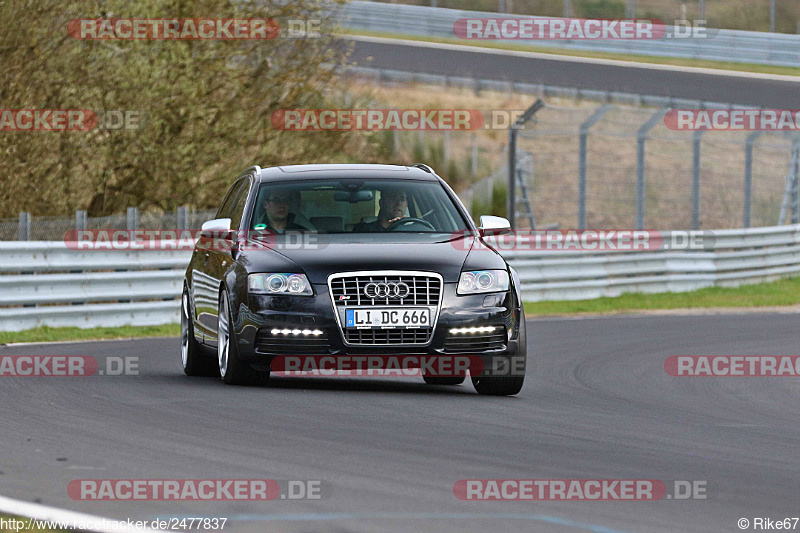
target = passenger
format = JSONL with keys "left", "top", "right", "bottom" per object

{"left": 256, "top": 190, "right": 308, "bottom": 233}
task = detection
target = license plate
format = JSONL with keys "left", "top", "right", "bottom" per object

{"left": 345, "top": 308, "right": 430, "bottom": 329}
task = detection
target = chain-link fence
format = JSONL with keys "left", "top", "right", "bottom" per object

{"left": 0, "top": 208, "right": 218, "bottom": 241}
{"left": 507, "top": 102, "right": 799, "bottom": 230}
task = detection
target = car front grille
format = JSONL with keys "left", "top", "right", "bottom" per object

{"left": 330, "top": 274, "right": 441, "bottom": 307}
{"left": 254, "top": 329, "right": 330, "bottom": 355}
{"left": 329, "top": 271, "right": 442, "bottom": 346}
{"left": 344, "top": 328, "right": 430, "bottom": 345}
{"left": 444, "top": 327, "right": 507, "bottom": 353}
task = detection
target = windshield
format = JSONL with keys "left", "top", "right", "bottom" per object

{"left": 249, "top": 179, "right": 470, "bottom": 234}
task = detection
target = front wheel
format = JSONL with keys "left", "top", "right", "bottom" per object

{"left": 473, "top": 308, "right": 527, "bottom": 396}
{"left": 218, "top": 290, "right": 260, "bottom": 385}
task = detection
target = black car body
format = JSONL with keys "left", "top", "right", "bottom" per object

{"left": 181, "top": 164, "right": 526, "bottom": 395}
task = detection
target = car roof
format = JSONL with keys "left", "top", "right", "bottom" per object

{"left": 255, "top": 164, "right": 439, "bottom": 182}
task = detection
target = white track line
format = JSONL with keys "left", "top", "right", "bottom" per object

{"left": 1, "top": 336, "right": 175, "bottom": 348}
{"left": 346, "top": 34, "right": 800, "bottom": 82}
{"left": 0, "top": 494, "right": 164, "bottom": 532}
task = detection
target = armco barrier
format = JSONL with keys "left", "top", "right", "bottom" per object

{"left": 0, "top": 224, "right": 798, "bottom": 332}
{"left": 0, "top": 243, "right": 190, "bottom": 332}
{"left": 338, "top": 1, "right": 800, "bottom": 68}
{"left": 502, "top": 224, "right": 800, "bottom": 301}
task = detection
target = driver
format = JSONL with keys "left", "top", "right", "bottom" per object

{"left": 352, "top": 187, "right": 408, "bottom": 232}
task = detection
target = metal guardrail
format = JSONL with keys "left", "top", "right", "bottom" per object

{"left": 501, "top": 224, "right": 800, "bottom": 301}
{"left": 338, "top": 1, "right": 800, "bottom": 67}
{"left": 1, "top": 224, "right": 798, "bottom": 332}
{"left": 0, "top": 243, "right": 190, "bottom": 332}
{"left": 343, "top": 65, "right": 746, "bottom": 110}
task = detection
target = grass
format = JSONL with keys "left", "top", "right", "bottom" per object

{"left": 342, "top": 29, "right": 800, "bottom": 77}
{"left": 1, "top": 279, "right": 798, "bottom": 343}
{"left": 0, "top": 323, "right": 179, "bottom": 345}
{"left": 524, "top": 276, "right": 800, "bottom": 316}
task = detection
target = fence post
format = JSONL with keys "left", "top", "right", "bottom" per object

{"left": 692, "top": 129, "right": 704, "bottom": 230}
{"left": 507, "top": 127, "right": 516, "bottom": 227}
{"left": 578, "top": 105, "right": 612, "bottom": 230}
{"left": 563, "top": 0, "right": 571, "bottom": 18}
{"left": 18, "top": 212, "right": 31, "bottom": 241}
{"left": 75, "top": 210, "right": 88, "bottom": 232}
{"left": 177, "top": 206, "right": 188, "bottom": 231}
{"left": 636, "top": 108, "right": 668, "bottom": 229}
{"left": 471, "top": 133, "right": 478, "bottom": 177}
{"left": 792, "top": 140, "right": 800, "bottom": 225}
{"left": 507, "top": 100, "right": 545, "bottom": 229}
{"left": 443, "top": 130, "right": 450, "bottom": 164}
{"left": 626, "top": 0, "right": 636, "bottom": 18}
{"left": 743, "top": 131, "right": 761, "bottom": 228}
{"left": 770, "top": 0, "right": 776, "bottom": 33}
{"left": 127, "top": 207, "right": 138, "bottom": 231}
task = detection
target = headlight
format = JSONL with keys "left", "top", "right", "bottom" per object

{"left": 457, "top": 270, "right": 509, "bottom": 295}
{"left": 248, "top": 273, "right": 313, "bottom": 296}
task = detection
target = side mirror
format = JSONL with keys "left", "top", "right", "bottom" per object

{"left": 201, "top": 218, "right": 231, "bottom": 231}
{"left": 478, "top": 215, "right": 512, "bottom": 236}
{"left": 200, "top": 218, "right": 233, "bottom": 239}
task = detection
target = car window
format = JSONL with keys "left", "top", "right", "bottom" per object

{"left": 250, "top": 179, "right": 470, "bottom": 233}
{"left": 228, "top": 178, "right": 251, "bottom": 230}
{"left": 215, "top": 178, "right": 245, "bottom": 220}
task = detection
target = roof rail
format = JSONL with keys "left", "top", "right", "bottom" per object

{"left": 412, "top": 163, "right": 434, "bottom": 173}
{"left": 239, "top": 165, "right": 262, "bottom": 178}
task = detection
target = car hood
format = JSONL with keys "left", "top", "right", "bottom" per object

{"left": 240, "top": 234, "right": 498, "bottom": 284}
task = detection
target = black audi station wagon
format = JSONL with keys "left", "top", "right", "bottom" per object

{"left": 182, "top": 164, "right": 526, "bottom": 395}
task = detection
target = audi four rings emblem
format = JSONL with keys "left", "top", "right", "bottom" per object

{"left": 364, "top": 282, "right": 410, "bottom": 299}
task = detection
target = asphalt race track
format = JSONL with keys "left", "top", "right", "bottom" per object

{"left": 1, "top": 313, "right": 799, "bottom": 532}
{"left": 346, "top": 38, "right": 800, "bottom": 108}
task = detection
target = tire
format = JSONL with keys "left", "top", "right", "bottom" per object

{"left": 181, "top": 288, "right": 217, "bottom": 377}
{"left": 472, "top": 308, "right": 527, "bottom": 396}
{"left": 423, "top": 376, "right": 465, "bottom": 386}
{"left": 218, "top": 289, "right": 262, "bottom": 385}
{"left": 471, "top": 374, "right": 524, "bottom": 396}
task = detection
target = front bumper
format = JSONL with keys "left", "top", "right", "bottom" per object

{"left": 232, "top": 282, "right": 524, "bottom": 368}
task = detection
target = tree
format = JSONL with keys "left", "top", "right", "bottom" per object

{"left": 0, "top": 0, "right": 366, "bottom": 216}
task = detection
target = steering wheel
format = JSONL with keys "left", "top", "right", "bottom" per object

{"left": 387, "top": 217, "right": 436, "bottom": 231}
